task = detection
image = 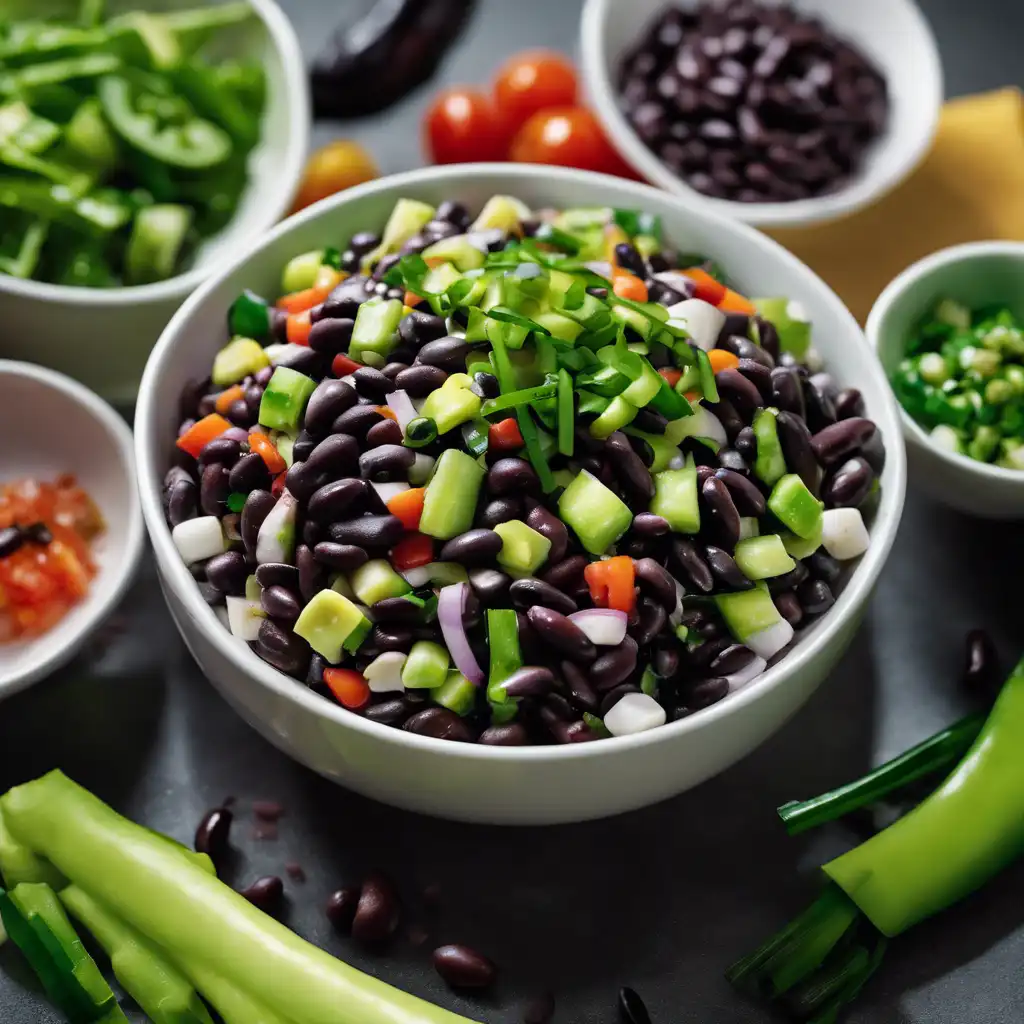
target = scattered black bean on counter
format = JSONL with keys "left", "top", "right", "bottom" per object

{"left": 433, "top": 944, "right": 498, "bottom": 990}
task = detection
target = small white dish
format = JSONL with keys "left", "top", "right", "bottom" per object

{"left": 580, "top": 0, "right": 943, "bottom": 228}
{"left": 867, "top": 241, "right": 1024, "bottom": 519}
{"left": 0, "top": 0, "right": 310, "bottom": 404}
{"left": 0, "top": 361, "right": 145, "bottom": 698}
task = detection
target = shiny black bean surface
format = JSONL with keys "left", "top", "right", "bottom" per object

{"left": 439, "top": 528, "right": 502, "bottom": 565}
{"left": 526, "top": 607, "right": 596, "bottom": 663}
{"left": 509, "top": 577, "right": 577, "bottom": 616}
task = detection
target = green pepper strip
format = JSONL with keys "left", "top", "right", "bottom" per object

{"left": 460, "top": 420, "right": 489, "bottom": 458}
{"left": 516, "top": 408, "right": 556, "bottom": 493}
{"left": 0, "top": 219, "right": 48, "bottom": 279}
{"left": 486, "top": 609, "right": 521, "bottom": 708}
{"left": 0, "top": 54, "right": 121, "bottom": 96}
{"left": 557, "top": 369, "right": 574, "bottom": 457}
{"left": 697, "top": 348, "right": 719, "bottom": 403}
{"left": 480, "top": 381, "right": 557, "bottom": 418}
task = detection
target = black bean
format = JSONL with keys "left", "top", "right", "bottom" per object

{"left": 962, "top": 628, "right": 999, "bottom": 694}
{"left": 166, "top": 477, "right": 197, "bottom": 528}
{"left": 332, "top": 405, "right": 384, "bottom": 441}
{"left": 541, "top": 556, "right": 588, "bottom": 598}
{"left": 670, "top": 538, "right": 714, "bottom": 593}
{"left": 241, "top": 876, "right": 283, "bottom": 912}
{"left": 351, "top": 367, "right": 393, "bottom": 402}
{"left": 365, "top": 418, "right": 404, "bottom": 449}
{"left": 527, "top": 607, "right": 596, "bottom": 663}
{"left": 285, "top": 434, "right": 360, "bottom": 501}
{"left": 416, "top": 337, "right": 471, "bottom": 372}
{"left": 634, "top": 557, "right": 677, "bottom": 610}
{"left": 859, "top": 428, "right": 886, "bottom": 475}
{"left": 806, "top": 550, "right": 841, "bottom": 583}
{"left": 193, "top": 805, "right": 232, "bottom": 864}
{"left": 402, "top": 707, "right": 472, "bottom": 741}
{"left": 709, "top": 644, "right": 757, "bottom": 676}
{"left": 590, "top": 636, "right": 639, "bottom": 691}
{"left": 471, "top": 371, "right": 500, "bottom": 399}
{"left": 253, "top": 564, "right": 297, "bottom": 592}
{"left": 359, "top": 444, "right": 414, "bottom": 482}
{"left": 798, "top": 578, "right": 835, "bottom": 615}
{"left": 352, "top": 874, "right": 401, "bottom": 945}
{"left": 373, "top": 625, "right": 413, "bottom": 652}
{"left": 811, "top": 418, "right": 877, "bottom": 467}
{"left": 20, "top": 522, "right": 49, "bottom": 548}
{"left": 803, "top": 376, "right": 837, "bottom": 432}
{"left": 478, "top": 497, "right": 521, "bottom": 528}
{"left": 292, "top": 431, "right": 316, "bottom": 463}
{"left": 734, "top": 425, "right": 757, "bottom": 462}
{"left": 394, "top": 364, "right": 447, "bottom": 397}
{"left": 433, "top": 944, "right": 497, "bottom": 990}
{"left": 328, "top": 514, "right": 404, "bottom": 549}
{"left": 774, "top": 590, "right": 804, "bottom": 627}
{"left": 823, "top": 456, "right": 874, "bottom": 508}
{"left": 498, "top": 665, "right": 556, "bottom": 698}
{"left": 478, "top": 722, "right": 529, "bottom": 745}
{"left": 205, "top": 551, "right": 248, "bottom": 596}
{"left": 364, "top": 598, "right": 416, "bottom": 627}
{"left": 362, "top": 698, "right": 410, "bottom": 726}
{"left": 619, "top": 986, "right": 652, "bottom": 1024}
{"left": 767, "top": 561, "right": 809, "bottom": 595}
{"left": 307, "top": 316, "right": 355, "bottom": 355}
{"left": 199, "top": 463, "right": 230, "bottom": 516}
{"left": 467, "top": 567, "right": 510, "bottom": 607}
{"left": 714, "top": 467, "right": 766, "bottom": 516}
{"left": 273, "top": 345, "right": 329, "bottom": 378}
{"left": 261, "top": 585, "right": 300, "bottom": 624}
{"left": 381, "top": 362, "right": 408, "bottom": 381}
{"left": 706, "top": 398, "right": 744, "bottom": 441}
{"left": 307, "top": 478, "right": 370, "bottom": 522}
{"left": 326, "top": 886, "right": 360, "bottom": 931}
{"left": 256, "top": 618, "right": 311, "bottom": 676}
{"left": 488, "top": 457, "right": 539, "bottom": 496}
{"left": 834, "top": 387, "right": 865, "bottom": 420}
{"left": 705, "top": 545, "right": 753, "bottom": 589}
{"left": 715, "top": 368, "right": 764, "bottom": 418}
{"left": 685, "top": 676, "right": 730, "bottom": 710}
{"left": 605, "top": 431, "right": 655, "bottom": 500}
{"left": 399, "top": 310, "right": 447, "bottom": 348}
{"left": 776, "top": 410, "right": 820, "bottom": 494}
{"left": 291, "top": 544, "right": 324, "bottom": 604}
{"left": 0, "top": 525, "right": 25, "bottom": 559}
{"left": 560, "top": 660, "right": 599, "bottom": 712}
{"left": 436, "top": 199, "right": 470, "bottom": 227}
{"left": 525, "top": 505, "right": 569, "bottom": 564}
{"left": 228, "top": 452, "right": 269, "bottom": 494}
{"left": 241, "top": 490, "right": 276, "bottom": 556}
{"left": 320, "top": 276, "right": 372, "bottom": 319}
{"left": 702, "top": 475, "right": 742, "bottom": 550}
{"left": 632, "top": 597, "right": 668, "bottom": 647}
{"left": 652, "top": 640, "right": 681, "bottom": 681}
{"left": 600, "top": 683, "right": 641, "bottom": 717}
{"left": 436, "top": 528, "right": 500, "bottom": 566}
{"left": 199, "top": 436, "right": 241, "bottom": 467}
{"left": 735, "top": 359, "right": 773, "bottom": 402}
{"left": 313, "top": 541, "right": 368, "bottom": 572}
{"left": 509, "top": 577, "right": 578, "bottom": 615}
{"left": 633, "top": 407, "right": 668, "bottom": 434}
{"left": 632, "top": 512, "right": 670, "bottom": 537}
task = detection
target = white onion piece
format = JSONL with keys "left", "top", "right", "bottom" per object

{"left": 821, "top": 508, "right": 870, "bottom": 561}
{"left": 675, "top": 405, "right": 728, "bottom": 448}
{"left": 605, "top": 693, "right": 667, "bottom": 737}
{"left": 653, "top": 270, "right": 697, "bottom": 298}
{"left": 726, "top": 655, "right": 767, "bottom": 692}
{"left": 400, "top": 565, "right": 431, "bottom": 588}
{"left": 437, "top": 583, "right": 485, "bottom": 685}
{"left": 746, "top": 619, "right": 794, "bottom": 661}
{"left": 408, "top": 452, "right": 435, "bottom": 487}
{"left": 256, "top": 490, "right": 298, "bottom": 565}
{"left": 371, "top": 481, "right": 409, "bottom": 505}
{"left": 363, "top": 651, "right": 407, "bottom": 694}
{"left": 172, "top": 517, "right": 225, "bottom": 564}
{"left": 665, "top": 298, "right": 726, "bottom": 351}
{"left": 225, "top": 596, "right": 263, "bottom": 642}
{"left": 582, "top": 260, "right": 613, "bottom": 279}
{"left": 568, "top": 609, "right": 628, "bottom": 646}
{"left": 385, "top": 389, "right": 417, "bottom": 431}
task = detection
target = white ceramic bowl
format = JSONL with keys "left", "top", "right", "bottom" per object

{"left": 0, "top": 0, "right": 309, "bottom": 406}
{"left": 0, "top": 361, "right": 145, "bottom": 697}
{"left": 866, "top": 241, "right": 1024, "bottom": 519}
{"left": 580, "top": 0, "right": 943, "bottom": 228}
{"left": 136, "top": 164, "right": 906, "bottom": 824}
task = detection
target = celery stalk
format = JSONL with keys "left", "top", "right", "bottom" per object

{"left": 1, "top": 772, "right": 479, "bottom": 1024}
{"left": 178, "top": 958, "right": 293, "bottom": 1024}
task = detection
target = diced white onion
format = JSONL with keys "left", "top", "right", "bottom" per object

{"left": 371, "top": 481, "right": 409, "bottom": 505}
{"left": 567, "top": 609, "right": 628, "bottom": 646}
{"left": 385, "top": 389, "right": 417, "bottom": 431}
{"left": 363, "top": 651, "right": 408, "bottom": 694}
{"left": 665, "top": 298, "right": 726, "bottom": 351}
{"left": 256, "top": 490, "right": 298, "bottom": 565}
{"left": 604, "top": 693, "right": 667, "bottom": 737}
{"left": 678, "top": 405, "right": 728, "bottom": 448}
{"left": 820, "top": 507, "right": 870, "bottom": 561}
{"left": 400, "top": 565, "right": 432, "bottom": 587}
{"left": 726, "top": 655, "right": 767, "bottom": 692}
{"left": 746, "top": 619, "right": 794, "bottom": 660}
{"left": 172, "top": 516, "right": 225, "bottom": 565}
{"left": 226, "top": 596, "right": 264, "bottom": 642}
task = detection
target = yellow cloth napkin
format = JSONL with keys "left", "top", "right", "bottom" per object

{"left": 769, "top": 88, "right": 1024, "bottom": 324}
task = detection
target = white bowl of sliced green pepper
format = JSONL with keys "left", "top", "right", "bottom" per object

{"left": 0, "top": 0, "right": 309, "bottom": 405}
{"left": 137, "top": 164, "right": 906, "bottom": 824}
{"left": 868, "top": 240, "right": 1024, "bottom": 519}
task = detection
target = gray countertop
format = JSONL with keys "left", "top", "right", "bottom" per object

{"left": 3, "top": 1, "right": 1024, "bottom": 1021}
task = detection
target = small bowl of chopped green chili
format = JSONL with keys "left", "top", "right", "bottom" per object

{"left": 0, "top": 0, "right": 310, "bottom": 403}
{"left": 868, "top": 241, "right": 1024, "bottom": 518}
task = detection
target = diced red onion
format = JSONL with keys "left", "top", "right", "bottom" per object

{"left": 567, "top": 608, "right": 628, "bottom": 646}
{"left": 725, "top": 654, "right": 767, "bottom": 692}
{"left": 746, "top": 620, "right": 794, "bottom": 661}
{"left": 385, "top": 389, "right": 417, "bottom": 431}
{"left": 437, "top": 582, "right": 484, "bottom": 685}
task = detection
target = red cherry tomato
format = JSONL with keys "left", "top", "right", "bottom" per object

{"left": 493, "top": 51, "right": 578, "bottom": 133}
{"left": 509, "top": 106, "right": 635, "bottom": 177}
{"left": 424, "top": 88, "right": 509, "bottom": 164}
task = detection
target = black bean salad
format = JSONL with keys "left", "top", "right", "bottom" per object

{"left": 617, "top": 0, "right": 888, "bottom": 203}
{"left": 164, "top": 194, "right": 884, "bottom": 745}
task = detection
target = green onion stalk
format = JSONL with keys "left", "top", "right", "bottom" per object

{"left": 728, "top": 656, "right": 1024, "bottom": 1022}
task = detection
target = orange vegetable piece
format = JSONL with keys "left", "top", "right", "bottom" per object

{"left": 718, "top": 287, "right": 756, "bottom": 315}
{"left": 584, "top": 556, "right": 636, "bottom": 613}
{"left": 658, "top": 368, "right": 682, "bottom": 388}
{"left": 323, "top": 668, "right": 371, "bottom": 710}
{"left": 249, "top": 432, "right": 287, "bottom": 476}
{"left": 176, "top": 414, "right": 232, "bottom": 458}
{"left": 375, "top": 405, "right": 398, "bottom": 422}
{"left": 286, "top": 309, "right": 313, "bottom": 346}
{"left": 271, "top": 471, "right": 287, "bottom": 497}
{"left": 682, "top": 267, "right": 727, "bottom": 307}
{"left": 390, "top": 531, "right": 434, "bottom": 571}
{"left": 214, "top": 385, "right": 246, "bottom": 416}
{"left": 403, "top": 290, "right": 424, "bottom": 308}
{"left": 612, "top": 271, "right": 648, "bottom": 303}
{"left": 387, "top": 487, "right": 426, "bottom": 531}
{"left": 488, "top": 417, "right": 524, "bottom": 452}
{"left": 707, "top": 349, "right": 741, "bottom": 374}
{"left": 332, "top": 353, "right": 362, "bottom": 377}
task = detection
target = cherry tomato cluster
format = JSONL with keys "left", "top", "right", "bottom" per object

{"left": 424, "top": 51, "right": 636, "bottom": 177}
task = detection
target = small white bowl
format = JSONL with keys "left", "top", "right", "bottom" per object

{"left": 0, "top": 361, "right": 144, "bottom": 697}
{"left": 0, "top": 0, "right": 309, "bottom": 405}
{"left": 866, "top": 241, "right": 1024, "bottom": 519}
{"left": 580, "top": 0, "right": 943, "bottom": 228}
{"left": 137, "top": 164, "right": 906, "bottom": 825}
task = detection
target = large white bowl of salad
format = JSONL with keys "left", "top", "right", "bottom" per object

{"left": 136, "top": 163, "right": 906, "bottom": 824}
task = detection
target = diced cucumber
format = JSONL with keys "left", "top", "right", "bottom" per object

{"left": 363, "top": 198, "right": 436, "bottom": 270}
{"left": 753, "top": 407, "right": 786, "bottom": 486}
{"left": 420, "top": 380, "right": 482, "bottom": 434}
{"left": 402, "top": 640, "right": 450, "bottom": 689}
{"left": 293, "top": 590, "right": 369, "bottom": 664}
{"left": 421, "top": 234, "right": 485, "bottom": 271}
{"left": 621, "top": 359, "right": 663, "bottom": 407}
{"left": 494, "top": 520, "right": 552, "bottom": 576}
{"left": 125, "top": 204, "right": 192, "bottom": 285}
{"left": 259, "top": 366, "right": 316, "bottom": 432}
{"left": 558, "top": 470, "right": 632, "bottom": 555}
{"left": 734, "top": 534, "right": 796, "bottom": 580}
{"left": 431, "top": 670, "right": 476, "bottom": 716}
{"left": 423, "top": 561, "right": 470, "bottom": 586}
{"left": 422, "top": 262, "right": 462, "bottom": 296}
{"left": 281, "top": 249, "right": 323, "bottom": 294}
{"left": 350, "top": 560, "right": 412, "bottom": 606}
{"left": 768, "top": 474, "right": 825, "bottom": 539}
{"left": 715, "top": 588, "right": 783, "bottom": 643}
{"left": 610, "top": 302, "right": 654, "bottom": 340}
{"left": 752, "top": 298, "right": 812, "bottom": 359}
{"left": 534, "top": 311, "right": 583, "bottom": 343}
{"left": 553, "top": 206, "right": 611, "bottom": 232}
{"left": 590, "top": 395, "right": 638, "bottom": 438}
{"left": 349, "top": 297, "right": 404, "bottom": 367}
{"left": 780, "top": 524, "right": 822, "bottom": 559}
{"left": 419, "top": 449, "right": 485, "bottom": 540}
{"left": 650, "top": 461, "right": 700, "bottom": 534}
{"left": 470, "top": 195, "right": 531, "bottom": 233}
{"left": 212, "top": 337, "right": 269, "bottom": 387}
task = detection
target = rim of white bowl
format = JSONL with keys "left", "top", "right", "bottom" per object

{"left": 137, "top": 163, "right": 907, "bottom": 763}
{"left": 0, "top": 0, "right": 309, "bottom": 307}
{"left": 0, "top": 359, "right": 145, "bottom": 697}
{"left": 867, "top": 239, "right": 1024, "bottom": 484}
{"left": 579, "top": 0, "right": 944, "bottom": 228}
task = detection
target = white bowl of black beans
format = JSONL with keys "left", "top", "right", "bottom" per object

{"left": 135, "top": 164, "right": 906, "bottom": 824}
{"left": 580, "top": 0, "right": 943, "bottom": 228}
